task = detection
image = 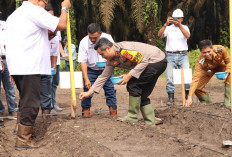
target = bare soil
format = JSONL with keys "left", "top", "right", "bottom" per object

{"left": 1, "top": 76, "right": 232, "bottom": 157}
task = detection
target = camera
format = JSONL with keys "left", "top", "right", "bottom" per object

{"left": 172, "top": 17, "right": 178, "bottom": 21}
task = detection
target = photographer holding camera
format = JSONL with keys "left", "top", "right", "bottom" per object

{"left": 158, "top": 9, "right": 190, "bottom": 105}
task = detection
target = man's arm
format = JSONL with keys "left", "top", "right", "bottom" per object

{"left": 55, "top": 0, "right": 71, "bottom": 31}
{"left": 158, "top": 17, "right": 172, "bottom": 38}
{"left": 59, "top": 42, "right": 68, "bottom": 57}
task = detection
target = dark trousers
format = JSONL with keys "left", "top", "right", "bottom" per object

{"left": 12, "top": 75, "right": 41, "bottom": 126}
{"left": 81, "top": 68, "right": 117, "bottom": 108}
{"left": 127, "top": 59, "right": 167, "bottom": 106}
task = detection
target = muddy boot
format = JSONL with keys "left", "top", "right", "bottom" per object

{"left": 140, "top": 104, "right": 156, "bottom": 126}
{"left": 167, "top": 93, "right": 174, "bottom": 105}
{"left": 117, "top": 96, "right": 141, "bottom": 122}
{"left": 109, "top": 106, "right": 117, "bottom": 117}
{"left": 224, "top": 84, "right": 231, "bottom": 107}
{"left": 13, "top": 111, "right": 20, "bottom": 135}
{"left": 82, "top": 107, "right": 91, "bottom": 118}
{"left": 198, "top": 93, "right": 212, "bottom": 104}
{"left": 15, "top": 123, "right": 41, "bottom": 149}
{"left": 185, "top": 90, "right": 189, "bottom": 100}
{"left": 42, "top": 110, "right": 51, "bottom": 118}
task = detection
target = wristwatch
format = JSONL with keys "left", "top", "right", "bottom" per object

{"left": 62, "top": 7, "right": 69, "bottom": 13}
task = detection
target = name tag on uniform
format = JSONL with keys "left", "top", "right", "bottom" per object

{"left": 120, "top": 49, "right": 144, "bottom": 64}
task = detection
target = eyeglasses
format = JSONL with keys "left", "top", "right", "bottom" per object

{"left": 41, "top": 0, "right": 48, "bottom": 6}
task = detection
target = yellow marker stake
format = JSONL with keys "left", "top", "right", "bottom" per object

{"left": 230, "top": 0, "right": 232, "bottom": 112}
{"left": 67, "top": 12, "right": 76, "bottom": 118}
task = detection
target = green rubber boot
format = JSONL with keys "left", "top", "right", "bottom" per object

{"left": 224, "top": 84, "right": 231, "bottom": 107}
{"left": 198, "top": 93, "right": 212, "bottom": 103}
{"left": 140, "top": 104, "right": 155, "bottom": 126}
{"left": 117, "top": 96, "right": 141, "bottom": 122}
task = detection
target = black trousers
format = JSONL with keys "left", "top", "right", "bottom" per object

{"left": 12, "top": 75, "right": 41, "bottom": 126}
{"left": 127, "top": 59, "right": 167, "bottom": 106}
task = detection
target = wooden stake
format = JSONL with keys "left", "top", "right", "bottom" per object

{"left": 181, "top": 69, "right": 186, "bottom": 106}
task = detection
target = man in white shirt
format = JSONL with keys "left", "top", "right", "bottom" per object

{"left": 78, "top": 23, "right": 117, "bottom": 117}
{"left": 40, "top": 7, "right": 59, "bottom": 116}
{"left": 158, "top": 9, "right": 191, "bottom": 105}
{"left": 6, "top": 0, "right": 71, "bottom": 149}
{"left": 0, "top": 20, "right": 18, "bottom": 127}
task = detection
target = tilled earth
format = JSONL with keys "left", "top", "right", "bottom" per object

{"left": 1, "top": 76, "right": 232, "bottom": 157}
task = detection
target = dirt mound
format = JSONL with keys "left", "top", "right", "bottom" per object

{"left": 0, "top": 77, "right": 232, "bottom": 156}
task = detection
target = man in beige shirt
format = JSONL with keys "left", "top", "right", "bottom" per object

{"left": 186, "top": 40, "right": 230, "bottom": 107}
{"left": 79, "top": 38, "right": 167, "bottom": 126}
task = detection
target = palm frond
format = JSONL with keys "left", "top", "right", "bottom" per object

{"left": 99, "top": 0, "right": 119, "bottom": 32}
{"left": 131, "top": 0, "right": 145, "bottom": 33}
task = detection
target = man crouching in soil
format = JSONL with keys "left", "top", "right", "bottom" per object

{"left": 79, "top": 38, "right": 167, "bottom": 126}
{"left": 185, "top": 40, "right": 231, "bottom": 107}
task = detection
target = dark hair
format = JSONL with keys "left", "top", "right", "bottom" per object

{"left": 198, "top": 40, "right": 213, "bottom": 50}
{"left": 45, "top": 6, "right": 53, "bottom": 12}
{"left": 94, "top": 38, "right": 113, "bottom": 50}
{"left": 87, "top": 23, "right": 101, "bottom": 34}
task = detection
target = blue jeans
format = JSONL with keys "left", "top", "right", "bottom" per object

{"left": 65, "top": 60, "right": 76, "bottom": 72}
{"left": 0, "top": 59, "right": 18, "bottom": 113}
{"left": 51, "top": 65, "right": 60, "bottom": 105}
{"left": 81, "top": 68, "right": 117, "bottom": 108}
{"left": 40, "top": 75, "right": 53, "bottom": 110}
{"left": 166, "top": 53, "right": 190, "bottom": 93}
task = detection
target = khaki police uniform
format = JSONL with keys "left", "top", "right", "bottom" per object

{"left": 189, "top": 45, "right": 231, "bottom": 98}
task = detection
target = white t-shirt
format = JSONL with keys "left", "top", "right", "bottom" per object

{"left": 163, "top": 24, "right": 190, "bottom": 52}
{"left": 6, "top": 1, "right": 59, "bottom": 75}
{"left": 78, "top": 33, "right": 114, "bottom": 70}
{"left": 0, "top": 20, "right": 6, "bottom": 56}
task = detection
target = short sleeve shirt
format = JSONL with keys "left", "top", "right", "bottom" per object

{"left": 78, "top": 33, "right": 114, "bottom": 70}
{"left": 163, "top": 24, "right": 190, "bottom": 51}
{"left": 6, "top": 1, "right": 59, "bottom": 75}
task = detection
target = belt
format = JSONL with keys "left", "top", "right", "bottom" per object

{"left": 1, "top": 55, "right": 5, "bottom": 59}
{"left": 166, "top": 51, "right": 187, "bottom": 54}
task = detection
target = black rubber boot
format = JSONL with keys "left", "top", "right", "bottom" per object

{"left": 167, "top": 93, "right": 174, "bottom": 105}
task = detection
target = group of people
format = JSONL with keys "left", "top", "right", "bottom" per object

{"left": 0, "top": 0, "right": 230, "bottom": 150}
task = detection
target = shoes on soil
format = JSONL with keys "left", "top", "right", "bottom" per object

{"left": 8, "top": 111, "right": 17, "bottom": 120}
{"left": 167, "top": 93, "right": 174, "bottom": 105}
{"left": 82, "top": 108, "right": 91, "bottom": 118}
{"left": 109, "top": 106, "right": 117, "bottom": 117}
{"left": 54, "top": 104, "right": 63, "bottom": 111}
{"left": 51, "top": 109, "right": 58, "bottom": 116}
{"left": 155, "top": 117, "right": 163, "bottom": 125}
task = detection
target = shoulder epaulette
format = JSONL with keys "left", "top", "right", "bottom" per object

{"left": 214, "top": 46, "right": 223, "bottom": 53}
{"left": 199, "top": 58, "right": 205, "bottom": 65}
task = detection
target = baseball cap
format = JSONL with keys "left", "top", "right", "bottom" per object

{"left": 172, "top": 9, "right": 184, "bottom": 18}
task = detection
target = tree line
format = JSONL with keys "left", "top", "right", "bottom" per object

{"left": 0, "top": 0, "right": 229, "bottom": 50}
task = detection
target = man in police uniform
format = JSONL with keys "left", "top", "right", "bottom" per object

{"left": 79, "top": 38, "right": 167, "bottom": 126}
{"left": 185, "top": 40, "right": 230, "bottom": 107}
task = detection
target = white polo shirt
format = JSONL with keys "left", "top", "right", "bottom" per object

{"left": 78, "top": 33, "right": 114, "bottom": 70}
{"left": 163, "top": 24, "right": 190, "bottom": 52}
{"left": 0, "top": 20, "right": 6, "bottom": 56}
{"left": 6, "top": 1, "right": 59, "bottom": 75}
